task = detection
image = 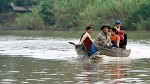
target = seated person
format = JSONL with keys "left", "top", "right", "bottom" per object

{"left": 80, "top": 26, "right": 93, "bottom": 44}
{"left": 94, "top": 25, "right": 112, "bottom": 48}
{"left": 114, "top": 20, "right": 127, "bottom": 49}
{"left": 80, "top": 26, "right": 97, "bottom": 57}
{"left": 110, "top": 28, "right": 120, "bottom": 48}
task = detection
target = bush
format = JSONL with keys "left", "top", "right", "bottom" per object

{"left": 10, "top": 0, "right": 150, "bottom": 30}
{"left": 126, "top": 0, "right": 150, "bottom": 30}
{"left": 14, "top": 7, "right": 46, "bottom": 30}
{"left": 39, "top": 0, "right": 55, "bottom": 26}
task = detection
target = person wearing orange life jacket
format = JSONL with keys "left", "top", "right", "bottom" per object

{"left": 114, "top": 20, "right": 127, "bottom": 49}
{"left": 110, "top": 28, "right": 120, "bottom": 48}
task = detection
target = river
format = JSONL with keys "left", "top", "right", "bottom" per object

{"left": 0, "top": 35, "right": 149, "bottom": 84}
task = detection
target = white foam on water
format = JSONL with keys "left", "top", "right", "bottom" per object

{"left": 128, "top": 42, "right": 150, "bottom": 59}
{"left": 0, "top": 36, "right": 149, "bottom": 60}
{"left": 0, "top": 36, "right": 78, "bottom": 60}
{"left": 93, "top": 41, "right": 150, "bottom": 63}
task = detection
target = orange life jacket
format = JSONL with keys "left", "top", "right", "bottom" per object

{"left": 110, "top": 35, "right": 120, "bottom": 44}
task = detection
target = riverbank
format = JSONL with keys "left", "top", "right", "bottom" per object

{"left": 0, "top": 30, "right": 149, "bottom": 40}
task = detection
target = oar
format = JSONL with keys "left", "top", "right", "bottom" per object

{"left": 68, "top": 42, "right": 75, "bottom": 45}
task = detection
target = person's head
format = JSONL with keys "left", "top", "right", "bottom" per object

{"left": 101, "top": 25, "right": 110, "bottom": 33}
{"left": 110, "top": 28, "right": 118, "bottom": 35}
{"left": 86, "top": 26, "right": 93, "bottom": 34}
{"left": 115, "top": 20, "right": 121, "bottom": 28}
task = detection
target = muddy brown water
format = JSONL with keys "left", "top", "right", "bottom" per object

{"left": 0, "top": 36, "right": 149, "bottom": 84}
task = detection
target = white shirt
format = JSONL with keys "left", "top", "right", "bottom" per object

{"left": 114, "top": 26, "right": 120, "bottom": 31}
{"left": 80, "top": 32, "right": 91, "bottom": 44}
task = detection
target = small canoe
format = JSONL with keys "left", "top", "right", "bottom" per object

{"left": 69, "top": 42, "right": 131, "bottom": 58}
{"left": 95, "top": 47, "right": 131, "bottom": 57}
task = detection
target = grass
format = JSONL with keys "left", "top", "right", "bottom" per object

{"left": 0, "top": 30, "right": 150, "bottom": 40}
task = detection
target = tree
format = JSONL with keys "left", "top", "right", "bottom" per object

{"left": 15, "top": 0, "right": 41, "bottom": 6}
{"left": 0, "top": 0, "right": 15, "bottom": 13}
{"left": 39, "top": 0, "right": 55, "bottom": 26}
{"left": 126, "top": 0, "right": 150, "bottom": 30}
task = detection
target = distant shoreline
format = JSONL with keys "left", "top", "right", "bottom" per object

{"left": 0, "top": 30, "right": 149, "bottom": 40}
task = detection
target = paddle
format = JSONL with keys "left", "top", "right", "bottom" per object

{"left": 68, "top": 42, "right": 75, "bottom": 45}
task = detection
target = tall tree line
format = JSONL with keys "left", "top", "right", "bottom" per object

{"left": 1, "top": 0, "right": 150, "bottom": 30}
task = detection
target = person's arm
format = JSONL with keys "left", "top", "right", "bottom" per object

{"left": 117, "top": 35, "right": 120, "bottom": 47}
{"left": 94, "top": 34, "right": 102, "bottom": 45}
{"left": 109, "top": 37, "right": 112, "bottom": 46}
{"left": 80, "top": 33, "right": 87, "bottom": 44}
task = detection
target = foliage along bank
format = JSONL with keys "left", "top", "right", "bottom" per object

{"left": 0, "top": 0, "right": 150, "bottom": 30}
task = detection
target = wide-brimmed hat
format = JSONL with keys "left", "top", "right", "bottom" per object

{"left": 101, "top": 25, "right": 111, "bottom": 30}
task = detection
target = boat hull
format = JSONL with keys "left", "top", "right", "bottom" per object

{"left": 74, "top": 44, "right": 131, "bottom": 58}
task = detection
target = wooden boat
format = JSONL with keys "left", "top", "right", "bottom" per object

{"left": 69, "top": 38, "right": 131, "bottom": 58}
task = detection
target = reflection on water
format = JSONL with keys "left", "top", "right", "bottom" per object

{"left": 74, "top": 59, "right": 130, "bottom": 84}
{"left": 0, "top": 56, "right": 149, "bottom": 84}
{"left": 0, "top": 56, "right": 76, "bottom": 84}
{"left": 0, "top": 36, "right": 150, "bottom": 84}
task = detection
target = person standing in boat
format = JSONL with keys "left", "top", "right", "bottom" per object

{"left": 94, "top": 25, "right": 112, "bottom": 48}
{"left": 114, "top": 20, "right": 127, "bottom": 49}
{"left": 80, "top": 26, "right": 98, "bottom": 57}
{"left": 110, "top": 28, "right": 120, "bottom": 48}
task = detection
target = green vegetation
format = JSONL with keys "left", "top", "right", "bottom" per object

{"left": 0, "top": 0, "right": 150, "bottom": 30}
{"left": 14, "top": 8, "right": 46, "bottom": 29}
{"left": 126, "top": 0, "right": 150, "bottom": 30}
{"left": 0, "top": 0, "right": 40, "bottom": 13}
{"left": 0, "top": 0, "right": 14, "bottom": 13}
